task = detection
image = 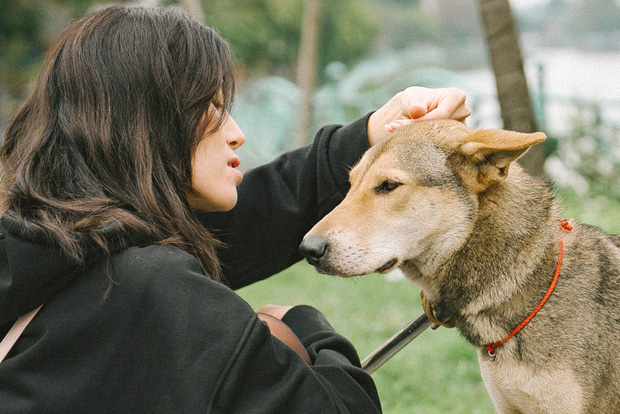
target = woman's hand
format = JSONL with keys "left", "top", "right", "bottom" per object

{"left": 257, "top": 305, "right": 311, "bottom": 364}
{"left": 367, "top": 86, "right": 471, "bottom": 146}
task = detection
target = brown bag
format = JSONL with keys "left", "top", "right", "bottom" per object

{"left": 0, "top": 304, "right": 43, "bottom": 363}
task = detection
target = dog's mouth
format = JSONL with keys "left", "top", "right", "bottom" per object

{"left": 309, "top": 258, "right": 399, "bottom": 277}
{"left": 375, "top": 258, "right": 398, "bottom": 274}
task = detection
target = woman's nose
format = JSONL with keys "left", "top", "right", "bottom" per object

{"left": 225, "top": 116, "right": 245, "bottom": 150}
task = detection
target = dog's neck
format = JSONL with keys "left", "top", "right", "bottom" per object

{"left": 403, "top": 165, "right": 563, "bottom": 346}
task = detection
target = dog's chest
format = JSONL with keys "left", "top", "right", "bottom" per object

{"left": 478, "top": 351, "right": 584, "bottom": 413}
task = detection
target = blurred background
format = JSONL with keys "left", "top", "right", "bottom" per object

{"left": 2, "top": 0, "right": 620, "bottom": 199}
{"left": 2, "top": 0, "right": 619, "bottom": 412}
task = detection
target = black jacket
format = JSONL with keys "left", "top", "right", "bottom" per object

{"left": 0, "top": 115, "right": 381, "bottom": 413}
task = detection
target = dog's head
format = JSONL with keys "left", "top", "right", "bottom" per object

{"left": 299, "top": 120, "right": 545, "bottom": 280}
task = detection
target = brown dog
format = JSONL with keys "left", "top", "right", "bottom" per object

{"left": 300, "top": 120, "right": 620, "bottom": 413}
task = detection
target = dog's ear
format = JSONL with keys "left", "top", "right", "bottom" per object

{"left": 457, "top": 129, "right": 546, "bottom": 189}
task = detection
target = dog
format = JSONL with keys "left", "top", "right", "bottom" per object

{"left": 299, "top": 120, "right": 620, "bottom": 413}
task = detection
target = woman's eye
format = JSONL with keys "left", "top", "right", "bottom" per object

{"left": 374, "top": 180, "right": 402, "bottom": 194}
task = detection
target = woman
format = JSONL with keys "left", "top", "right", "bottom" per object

{"left": 0, "top": 6, "right": 469, "bottom": 413}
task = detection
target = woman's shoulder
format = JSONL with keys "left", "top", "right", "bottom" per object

{"left": 114, "top": 243, "right": 204, "bottom": 275}
{"left": 108, "top": 243, "right": 247, "bottom": 313}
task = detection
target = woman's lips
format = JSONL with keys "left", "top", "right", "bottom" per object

{"left": 229, "top": 157, "right": 240, "bottom": 168}
{"left": 229, "top": 157, "right": 243, "bottom": 183}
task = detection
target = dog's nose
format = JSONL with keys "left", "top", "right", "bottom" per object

{"left": 299, "top": 235, "right": 328, "bottom": 265}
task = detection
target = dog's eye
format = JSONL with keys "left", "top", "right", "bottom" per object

{"left": 374, "top": 180, "right": 402, "bottom": 194}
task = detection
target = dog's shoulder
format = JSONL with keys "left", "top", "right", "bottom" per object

{"left": 608, "top": 233, "right": 620, "bottom": 249}
{"left": 571, "top": 223, "right": 620, "bottom": 251}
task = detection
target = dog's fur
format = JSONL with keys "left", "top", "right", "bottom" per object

{"left": 300, "top": 120, "right": 620, "bottom": 413}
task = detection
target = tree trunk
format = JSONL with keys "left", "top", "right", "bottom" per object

{"left": 478, "top": 0, "right": 545, "bottom": 176}
{"left": 296, "top": 0, "right": 322, "bottom": 146}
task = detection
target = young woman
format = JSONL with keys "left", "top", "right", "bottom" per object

{"left": 0, "top": 6, "right": 469, "bottom": 413}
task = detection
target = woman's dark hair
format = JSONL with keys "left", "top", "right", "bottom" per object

{"left": 0, "top": 6, "right": 235, "bottom": 282}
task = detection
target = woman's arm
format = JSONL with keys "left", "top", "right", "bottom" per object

{"left": 211, "top": 303, "right": 382, "bottom": 413}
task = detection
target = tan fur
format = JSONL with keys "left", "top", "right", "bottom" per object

{"left": 300, "top": 120, "right": 620, "bottom": 413}
{"left": 480, "top": 356, "right": 584, "bottom": 413}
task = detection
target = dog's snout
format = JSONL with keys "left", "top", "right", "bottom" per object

{"left": 299, "top": 235, "right": 329, "bottom": 265}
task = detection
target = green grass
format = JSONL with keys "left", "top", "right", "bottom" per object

{"left": 237, "top": 190, "right": 620, "bottom": 413}
{"left": 555, "top": 187, "right": 620, "bottom": 233}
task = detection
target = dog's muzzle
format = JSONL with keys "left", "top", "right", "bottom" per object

{"left": 300, "top": 234, "right": 399, "bottom": 276}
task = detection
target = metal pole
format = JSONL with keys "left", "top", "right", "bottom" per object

{"left": 361, "top": 313, "right": 432, "bottom": 374}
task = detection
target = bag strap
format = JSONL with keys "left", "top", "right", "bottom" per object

{"left": 0, "top": 304, "right": 44, "bottom": 364}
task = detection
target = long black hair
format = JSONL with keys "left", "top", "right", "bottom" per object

{"left": 0, "top": 6, "right": 236, "bottom": 282}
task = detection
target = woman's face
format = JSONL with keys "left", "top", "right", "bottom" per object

{"left": 187, "top": 107, "right": 245, "bottom": 212}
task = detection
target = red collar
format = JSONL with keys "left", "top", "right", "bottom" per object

{"left": 485, "top": 219, "right": 573, "bottom": 357}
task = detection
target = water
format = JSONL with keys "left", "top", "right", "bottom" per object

{"left": 457, "top": 47, "right": 620, "bottom": 136}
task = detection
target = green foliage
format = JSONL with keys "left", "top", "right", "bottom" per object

{"left": 363, "top": 0, "right": 438, "bottom": 50}
{"left": 53, "top": 0, "right": 95, "bottom": 11}
{"left": 0, "top": 0, "right": 43, "bottom": 40}
{"left": 202, "top": 0, "right": 377, "bottom": 77}
{"left": 318, "top": 1, "right": 378, "bottom": 71}
{"left": 0, "top": 0, "right": 46, "bottom": 95}
{"left": 0, "top": 0, "right": 95, "bottom": 130}
{"left": 202, "top": 0, "right": 298, "bottom": 71}
{"left": 545, "top": 101, "right": 620, "bottom": 202}
{"left": 556, "top": 187, "right": 620, "bottom": 234}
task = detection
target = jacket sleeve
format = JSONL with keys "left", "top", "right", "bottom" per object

{"left": 210, "top": 303, "right": 382, "bottom": 413}
{"left": 197, "top": 114, "right": 372, "bottom": 289}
